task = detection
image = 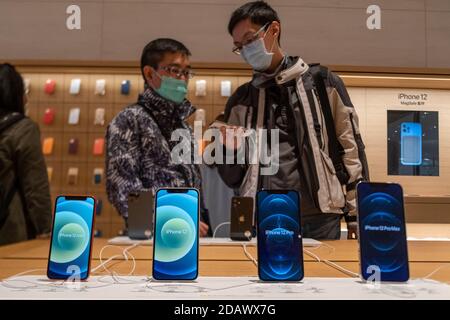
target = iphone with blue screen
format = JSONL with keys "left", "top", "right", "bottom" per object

{"left": 357, "top": 182, "right": 409, "bottom": 282}
{"left": 152, "top": 188, "right": 199, "bottom": 280}
{"left": 47, "top": 195, "right": 96, "bottom": 280}
{"left": 400, "top": 122, "right": 422, "bottom": 166}
{"left": 256, "top": 190, "right": 304, "bottom": 282}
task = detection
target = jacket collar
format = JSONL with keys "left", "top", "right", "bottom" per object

{"left": 251, "top": 56, "right": 309, "bottom": 88}
{"left": 138, "top": 87, "right": 195, "bottom": 124}
{"left": 275, "top": 57, "right": 309, "bottom": 84}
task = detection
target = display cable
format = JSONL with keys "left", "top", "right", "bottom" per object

{"left": 212, "top": 221, "right": 231, "bottom": 238}
{"left": 0, "top": 268, "right": 112, "bottom": 291}
{"left": 91, "top": 242, "right": 145, "bottom": 284}
{"left": 303, "top": 248, "right": 360, "bottom": 278}
{"left": 421, "top": 263, "right": 450, "bottom": 284}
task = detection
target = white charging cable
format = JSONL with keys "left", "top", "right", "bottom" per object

{"left": 1, "top": 268, "right": 112, "bottom": 290}
{"left": 421, "top": 263, "right": 450, "bottom": 284}
{"left": 241, "top": 232, "right": 257, "bottom": 267}
{"left": 303, "top": 248, "right": 360, "bottom": 278}
{"left": 1, "top": 243, "right": 143, "bottom": 290}
{"left": 0, "top": 268, "right": 50, "bottom": 290}
{"left": 308, "top": 241, "right": 336, "bottom": 254}
{"left": 91, "top": 243, "right": 141, "bottom": 279}
{"left": 213, "top": 222, "right": 231, "bottom": 238}
{"left": 242, "top": 243, "right": 258, "bottom": 267}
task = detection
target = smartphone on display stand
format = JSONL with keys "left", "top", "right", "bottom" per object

{"left": 152, "top": 188, "right": 199, "bottom": 280}
{"left": 47, "top": 195, "right": 96, "bottom": 280}
{"left": 256, "top": 190, "right": 304, "bottom": 282}
{"left": 230, "top": 196, "right": 254, "bottom": 241}
{"left": 127, "top": 191, "right": 154, "bottom": 240}
{"left": 356, "top": 182, "right": 409, "bottom": 282}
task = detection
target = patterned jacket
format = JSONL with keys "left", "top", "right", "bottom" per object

{"left": 105, "top": 88, "right": 201, "bottom": 217}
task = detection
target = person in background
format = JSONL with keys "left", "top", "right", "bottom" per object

{"left": 0, "top": 63, "right": 52, "bottom": 245}
{"left": 106, "top": 39, "right": 210, "bottom": 236}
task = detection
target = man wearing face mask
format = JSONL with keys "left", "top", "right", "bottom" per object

{"left": 215, "top": 1, "right": 369, "bottom": 240}
{"left": 106, "top": 38, "right": 210, "bottom": 237}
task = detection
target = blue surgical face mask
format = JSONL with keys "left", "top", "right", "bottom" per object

{"left": 152, "top": 71, "right": 188, "bottom": 104}
{"left": 240, "top": 29, "right": 275, "bottom": 72}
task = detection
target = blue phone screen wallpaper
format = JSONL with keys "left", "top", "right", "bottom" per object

{"left": 48, "top": 197, "right": 94, "bottom": 279}
{"left": 153, "top": 190, "right": 198, "bottom": 279}
{"left": 257, "top": 191, "right": 303, "bottom": 281}
{"left": 358, "top": 184, "right": 409, "bottom": 281}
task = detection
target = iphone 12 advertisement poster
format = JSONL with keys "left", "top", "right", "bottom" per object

{"left": 387, "top": 110, "right": 438, "bottom": 176}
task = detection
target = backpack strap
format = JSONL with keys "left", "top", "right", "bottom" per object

{"left": 0, "top": 112, "right": 25, "bottom": 230}
{"left": 309, "top": 64, "right": 349, "bottom": 186}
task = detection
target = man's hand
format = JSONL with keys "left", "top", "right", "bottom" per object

{"left": 211, "top": 122, "right": 245, "bottom": 150}
{"left": 199, "top": 221, "right": 209, "bottom": 237}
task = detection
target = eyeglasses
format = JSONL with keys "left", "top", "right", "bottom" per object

{"left": 159, "top": 65, "right": 196, "bottom": 79}
{"left": 232, "top": 22, "right": 270, "bottom": 55}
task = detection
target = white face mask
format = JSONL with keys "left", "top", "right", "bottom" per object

{"left": 240, "top": 28, "right": 275, "bottom": 72}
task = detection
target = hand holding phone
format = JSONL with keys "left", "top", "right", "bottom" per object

{"left": 209, "top": 120, "right": 248, "bottom": 150}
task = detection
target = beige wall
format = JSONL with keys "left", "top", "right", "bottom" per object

{"left": 0, "top": 0, "right": 450, "bottom": 68}
{"left": 347, "top": 86, "right": 450, "bottom": 196}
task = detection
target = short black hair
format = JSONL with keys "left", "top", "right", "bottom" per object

{"left": 140, "top": 38, "right": 191, "bottom": 80}
{"left": 0, "top": 63, "right": 25, "bottom": 116}
{"left": 228, "top": 1, "right": 281, "bottom": 42}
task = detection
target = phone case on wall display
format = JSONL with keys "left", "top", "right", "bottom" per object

{"left": 121, "top": 80, "right": 130, "bottom": 95}
{"left": 96, "top": 199, "right": 103, "bottom": 216}
{"left": 69, "top": 78, "right": 81, "bottom": 95}
{"left": 93, "top": 138, "right": 104, "bottom": 156}
{"left": 220, "top": 80, "right": 232, "bottom": 97}
{"left": 95, "top": 79, "right": 106, "bottom": 96}
{"left": 43, "top": 108, "right": 55, "bottom": 125}
{"left": 24, "top": 79, "right": 31, "bottom": 96}
{"left": 42, "top": 137, "right": 55, "bottom": 155}
{"left": 47, "top": 167, "right": 53, "bottom": 182}
{"left": 93, "top": 168, "right": 104, "bottom": 184}
{"left": 94, "top": 108, "right": 105, "bottom": 126}
{"left": 68, "top": 138, "right": 79, "bottom": 155}
{"left": 68, "top": 108, "right": 81, "bottom": 125}
{"left": 67, "top": 167, "right": 79, "bottom": 185}
{"left": 94, "top": 229, "right": 103, "bottom": 238}
{"left": 44, "top": 79, "right": 56, "bottom": 95}
{"left": 195, "top": 80, "right": 207, "bottom": 97}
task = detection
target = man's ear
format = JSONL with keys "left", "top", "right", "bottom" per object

{"left": 271, "top": 21, "right": 280, "bottom": 40}
{"left": 143, "top": 65, "right": 154, "bottom": 84}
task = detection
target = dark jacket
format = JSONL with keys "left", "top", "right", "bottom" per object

{"left": 105, "top": 88, "right": 202, "bottom": 218}
{"left": 217, "top": 56, "right": 369, "bottom": 217}
{"left": 0, "top": 115, "right": 52, "bottom": 245}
